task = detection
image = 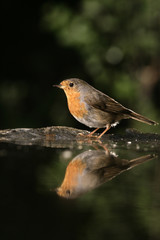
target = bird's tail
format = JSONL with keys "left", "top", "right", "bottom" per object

{"left": 128, "top": 110, "right": 158, "bottom": 125}
{"left": 128, "top": 154, "right": 156, "bottom": 168}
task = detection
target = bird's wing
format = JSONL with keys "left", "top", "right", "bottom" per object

{"left": 84, "top": 90, "right": 129, "bottom": 115}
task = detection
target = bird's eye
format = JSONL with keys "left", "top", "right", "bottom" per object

{"left": 66, "top": 189, "right": 70, "bottom": 196}
{"left": 69, "top": 82, "right": 74, "bottom": 87}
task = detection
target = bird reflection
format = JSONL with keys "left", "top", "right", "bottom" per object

{"left": 56, "top": 149, "right": 155, "bottom": 199}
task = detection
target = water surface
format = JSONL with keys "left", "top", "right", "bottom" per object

{"left": 0, "top": 139, "right": 159, "bottom": 240}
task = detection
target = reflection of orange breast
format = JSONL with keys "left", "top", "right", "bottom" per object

{"left": 57, "top": 158, "right": 86, "bottom": 197}
{"left": 65, "top": 90, "right": 88, "bottom": 119}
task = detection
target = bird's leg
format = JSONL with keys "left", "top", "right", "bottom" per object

{"left": 87, "top": 128, "right": 100, "bottom": 137}
{"left": 98, "top": 143, "right": 110, "bottom": 153}
{"left": 77, "top": 128, "right": 99, "bottom": 139}
{"left": 98, "top": 124, "right": 111, "bottom": 139}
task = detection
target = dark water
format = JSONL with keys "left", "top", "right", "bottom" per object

{"left": 0, "top": 140, "right": 160, "bottom": 240}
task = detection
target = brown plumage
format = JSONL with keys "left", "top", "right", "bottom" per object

{"left": 53, "top": 78, "right": 158, "bottom": 138}
{"left": 56, "top": 149, "right": 155, "bottom": 199}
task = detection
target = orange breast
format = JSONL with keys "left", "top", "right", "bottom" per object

{"left": 65, "top": 90, "right": 88, "bottom": 119}
{"left": 57, "top": 158, "right": 86, "bottom": 197}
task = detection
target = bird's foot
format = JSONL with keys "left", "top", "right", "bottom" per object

{"left": 77, "top": 132, "right": 102, "bottom": 144}
{"left": 77, "top": 132, "right": 99, "bottom": 139}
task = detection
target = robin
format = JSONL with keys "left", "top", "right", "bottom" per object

{"left": 56, "top": 149, "right": 154, "bottom": 199}
{"left": 53, "top": 78, "right": 158, "bottom": 138}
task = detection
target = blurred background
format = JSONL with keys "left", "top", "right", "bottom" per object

{"left": 1, "top": 0, "right": 160, "bottom": 132}
{"left": 1, "top": 2, "right": 160, "bottom": 239}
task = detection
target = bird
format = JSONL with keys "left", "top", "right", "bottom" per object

{"left": 56, "top": 149, "right": 155, "bottom": 199}
{"left": 53, "top": 78, "right": 158, "bottom": 138}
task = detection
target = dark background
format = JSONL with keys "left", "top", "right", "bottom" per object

{"left": 1, "top": 0, "right": 160, "bottom": 131}
{"left": 1, "top": 2, "right": 160, "bottom": 239}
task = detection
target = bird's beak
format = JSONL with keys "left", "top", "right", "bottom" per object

{"left": 52, "top": 84, "right": 64, "bottom": 89}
